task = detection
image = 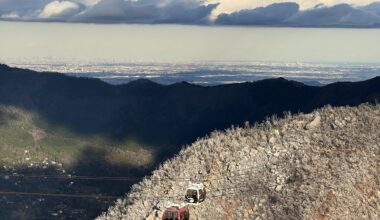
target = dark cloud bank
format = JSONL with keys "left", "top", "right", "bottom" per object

{"left": 1, "top": 0, "right": 380, "bottom": 27}
{"left": 0, "top": 0, "right": 219, "bottom": 24}
{"left": 72, "top": 0, "right": 219, "bottom": 24}
{"left": 216, "top": 2, "right": 380, "bottom": 27}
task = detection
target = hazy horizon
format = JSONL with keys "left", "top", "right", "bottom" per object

{"left": 1, "top": 21, "right": 380, "bottom": 64}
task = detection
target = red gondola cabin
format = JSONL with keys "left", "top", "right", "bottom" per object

{"left": 162, "top": 205, "right": 189, "bottom": 220}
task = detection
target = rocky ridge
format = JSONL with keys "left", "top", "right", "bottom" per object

{"left": 99, "top": 104, "right": 380, "bottom": 219}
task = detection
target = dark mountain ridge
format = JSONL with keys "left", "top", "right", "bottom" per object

{"left": 1, "top": 64, "right": 379, "bottom": 156}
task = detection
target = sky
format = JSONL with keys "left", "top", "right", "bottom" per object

{"left": 0, "top": 0, "right": 380, "bottom": 27}
{"left": 1, "top": 1, "right": 380, "bottom": 64}
{"left": 1, "top": 21, "right": 380, "bottom": 63}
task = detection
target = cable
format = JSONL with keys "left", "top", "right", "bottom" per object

{"left": 0, "top": 165, "right": 259, "bottom": 182}
{"left": 0, "top": 185, "right": 256, "bottom": 201}
{"left": 0, "top": 174, "right": 198, "bottom": 182}
{"left": 123, "top": 184, "right": 255, "bottom": 200}
{"left": 0, "top": 166, "right": 264, "bottom": 202}
{"left": 0, "top": 174, "right": 140, "bottom": 181}
{"left": 0, "top": 191, "right": 119, "bottom": 200}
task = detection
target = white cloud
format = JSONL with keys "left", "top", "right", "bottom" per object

{"left": 39, "top": 1, "right": 81, "bottom": 19}
{"left": 79, "top": 0, "right": 100, "bottom": 6}
{"left": 0, "top": 11, "right": 20, "bottom": 19}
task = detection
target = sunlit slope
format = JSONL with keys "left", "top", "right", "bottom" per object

{"left": 0, "top": 104, "right": 154, "bottom": 170}
{"left": 99, "top": 104, "right": 380, "bottom": 219}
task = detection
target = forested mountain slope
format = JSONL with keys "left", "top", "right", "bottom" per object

{"left": 1, "top": 63, "right": 380, "bottom": 164}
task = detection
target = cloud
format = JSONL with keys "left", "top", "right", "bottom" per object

{"left": 73, "top": 0, "right": 159, "bottom": 23}
{"left": 286, "top": 3, "right": 380, "bottom": 27}
{"left": 0, "top": 0, "right": 51, "bottom": 18}
{"left": 0, "top": 0, "right": 217, "bottom": 24}
{"left": 74, "top": 0, "right": 218, "bottom": 24}
{"left": 0, "top": 0, "right": 81, "bottom": 20}
{"left": 156, "top": 1, "right": 219, "bottom": 24}
{"left": 215, "top": 2, "right": 299, "bottom": 25}
{"left": 363, "top": 2, "right": 380, "bottom": 15}
{"left": 0, "top": 0, "right": 380, "bottom": 27}
{"left": 39, "top": 1, "right": 81, "bottom": 19}
{"left": 1, "top": 11, "right": 20, "bottom": 19}
{"left": 209, "top": 0, "right": 377, "bottom": 15}
{"left": 215, "top": 2, "right": 380, "bottom": 27}
{"left": 80, "top": 0, "right": 100, "bottom": 6}
{"left": 0, "top": 0, "right": 49, "bottom": 11}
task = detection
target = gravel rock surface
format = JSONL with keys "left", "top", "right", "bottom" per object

{"left": 98, "top": 104, "right": 380, "bottom": 220}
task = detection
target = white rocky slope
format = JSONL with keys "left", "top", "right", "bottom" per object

{"left": 98, "top": 104, "right": 380, "bottom": 220}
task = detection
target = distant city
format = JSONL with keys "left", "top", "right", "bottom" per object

{"left": 2, "top": 58, "right": 380, "bottom": 86}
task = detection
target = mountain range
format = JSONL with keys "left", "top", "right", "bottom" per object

{"left": 0, "top": 63, "right": 379, "bottom": 219}
{"left": 1, "top": 63, "right": 379, "bottom": 158}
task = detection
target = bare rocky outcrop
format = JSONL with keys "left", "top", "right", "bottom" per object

{"left": 98, "top": 104, "right": 380, "bottom": 220}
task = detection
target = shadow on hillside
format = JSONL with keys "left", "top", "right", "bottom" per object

{"left": 69, "top": 146, "right": 156, "bottom": 178}
{"left": 0, "top": 147, "right": 158, "bottom": 220}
